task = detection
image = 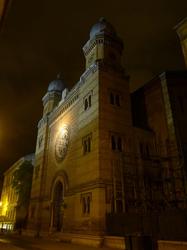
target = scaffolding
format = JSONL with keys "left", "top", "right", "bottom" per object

{"left": 111, "top": 142, "right": 187, "bottom": 214}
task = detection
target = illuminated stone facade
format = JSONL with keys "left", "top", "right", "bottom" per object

{"left": 0, "top": 154, "right": 34, "bottom": 230}
{"left": 28, "top": 18, "right": 132, "bottom": 239}
{"left": 26, "top": 18, "right": 187, "bottom": 246}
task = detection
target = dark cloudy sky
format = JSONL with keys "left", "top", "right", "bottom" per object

{"left": 0, "top": 0, "right": 187, "bottom": 171}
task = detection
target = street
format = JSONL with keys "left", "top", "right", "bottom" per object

{"left": 0, "top": 234, "right": 119, "bottom": 250}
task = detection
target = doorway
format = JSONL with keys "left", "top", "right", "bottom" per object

{"left": 52, "top": 181, "right": 63, "bottom": 231}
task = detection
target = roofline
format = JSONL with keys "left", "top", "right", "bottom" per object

{"left": 131, "top": 70, "right": 187, "bottom": 94}
{"left": 4, "top": 153, "right": 35, "bottom": 175}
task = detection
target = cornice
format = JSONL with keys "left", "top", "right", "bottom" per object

{"left": 40, "top": 61, "right": 127, "bottom": 127}
{"left": 42, "top": 91, "right": 61, "bottom": 106}
{"left": 83, "top": 34, "right": 123, "bottom": 56}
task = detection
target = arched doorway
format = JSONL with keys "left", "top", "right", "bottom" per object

{"left": 52, "top": 181, "right": 63, "bottom": 231}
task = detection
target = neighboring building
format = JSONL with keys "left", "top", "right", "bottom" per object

{"left": 0, "top": 154, "right": 34, "bottom": 230}
{"left": 131, "top": 71, "right": 187, "bottom": 210}
{"left": 175, "top": 17, "right": 187, "bottom": 67}
{"left": 25, "top": 18, "right": 187, "bottom": 247}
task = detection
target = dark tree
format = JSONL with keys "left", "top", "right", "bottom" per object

{"left": 11, "top": 160, "right": 34, "bottom": 231}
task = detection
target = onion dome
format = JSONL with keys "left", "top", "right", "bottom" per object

{"left": 48, "top": 73, "right": 66, "bottom": 93}
{"left": 89, "top": 17, "right": 116, "bottom": 39}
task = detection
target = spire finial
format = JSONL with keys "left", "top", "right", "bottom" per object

{"left": 57, "top": 72, "right": 63, "bottom": 80}
{"left": 99, "top": 17, "right": 106, "bottom": 22}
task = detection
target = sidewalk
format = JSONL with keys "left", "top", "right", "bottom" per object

{"left": 0, "top": 234, "right": 121, "bottom": 250}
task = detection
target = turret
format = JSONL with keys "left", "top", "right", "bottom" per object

{"left": 83, "top": 17, "right": 124, "bottom": 69}
{"left": 42, "top": 74, "right": 66, "bottom": 116}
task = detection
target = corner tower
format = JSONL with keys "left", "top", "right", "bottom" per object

{"left": 83, "top": 17, "right": 124, "bottom": 70}
{"left": 42, "top": 74, "right": 66, "bottom": 115}
{"left": 82, "top": 18, "right": 133, "bottom": 226}
{"left": 28, "top": 74, "right": 67, "bottom": 232}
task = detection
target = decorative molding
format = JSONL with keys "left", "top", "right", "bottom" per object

{"left": 49, "top": 91, "right": 79, "bottom": 125}
{"left": 37, "top": 115, "right": 49, "bottom": 129}
{"left": 80, "top": 63, "right": 98, "bottom": 83}
{"left": 83, "top": 35, "right": 123, "bottom": 56}
{"left": 66, "top": 178, "right": 111, "bottom": 196}
{"left": 42, "top": 91, "right": 61, "bottom": 106}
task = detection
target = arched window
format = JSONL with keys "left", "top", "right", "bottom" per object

{"left": 111, "top": 133, "right": 123, "bottom": 152}
{"left": 87, "top": 196, "right": 90, "bottom": 214}
{"left": 82, "top": 133, "right": 92, "bottom": 154}
{"left": 110, "top": 93, "right": 114, "bottom": 105}
{"left": 81, "top": 193, "right": 92, "bottom": 215}
{"left": 111, "top": 135, "right": 116, "bottom": 150}
{"left": 117, "top": 137, "right": 122, "bottom": 151}
{"left": 84, "top": 99, "right": 88, "bottom": 110}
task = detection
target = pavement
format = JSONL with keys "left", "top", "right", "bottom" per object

{"left": 0, "top": 233, "right": 120, "bottom": 250}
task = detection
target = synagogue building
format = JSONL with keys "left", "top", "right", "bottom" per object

{"left": 1, "top": 17, "right": 187, "bottom": 248}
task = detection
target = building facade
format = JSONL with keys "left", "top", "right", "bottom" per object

{"left": 0, "top": 154, "right": 34, "bottom": 231}
{"left": 25, "top": 18, "right": 187, "bottom": 246}
{"left": 27, "top": 18, "right": 132, "bottom": 240}
{"left": 131, "top": 71, "right": 187, "bottom": 210}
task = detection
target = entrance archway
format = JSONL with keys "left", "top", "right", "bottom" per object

{"left": 52, "top": 181, "right": 63, "bottom": 231}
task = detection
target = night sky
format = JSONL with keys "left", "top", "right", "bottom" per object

{"left": 0, "top": 0, "right": 187, "bottom": 172}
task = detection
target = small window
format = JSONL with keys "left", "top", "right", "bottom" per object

{"left": 84, "top": 91, "right": 93, "bottom": 111}
{"left": 82, "top": 197, "right": 87, "bottom": 214}
{"left": 82, "top": 134, "right": 92, "bottom": 154}
{"left": 117, "top": 137, "right": 122, "bottom": 152}
{"left": 81, "top": 193, "right": 92, "bottom": 215}
{"left": 109, "top": 91, "right": 121, "bottom": 107}
{"left": 88, "top": 95, "right": 91, "bottom": 107}
{"left": 110, "top": 93, "right": 114, "bottom": 105}
{"left": 111, "top": 133, "right": 123, "bottom": 152}
{"left": 87, "top": 196, "right": 90, "bottom": 214}
{"left": 87, "top": 137, "right": 91, "bottom": 152}
{"left": 111, "top": 135, "right": 116, "bottom": 150}
{"left": 84, "top": 99, "right": 88, "bottom": 110}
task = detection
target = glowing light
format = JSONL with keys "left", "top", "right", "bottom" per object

{"left": 59, "top": 125, "right": 68, "bottom": 136}
{"left": 0, "top": 201, "right": 2, "bottom": 207}
{"left": 2, "top": 198, "right": 8, "bottom": 215}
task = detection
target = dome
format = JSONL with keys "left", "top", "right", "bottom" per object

{"left": 90, "top": 17, "right": 116, "bottom": 39}
{"left": 48, "top": 73, "right": 66, "bottom": 93}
